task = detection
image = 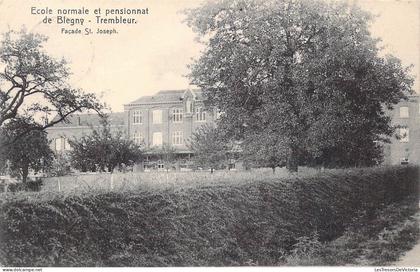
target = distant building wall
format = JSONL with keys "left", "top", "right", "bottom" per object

{"left": 45, "top": 90, "right": 418, "bottom": 168}
{"left": 45, "top": 112, "right": 127, "bottom": 153}
{"left": 384, "top": 95, "right": 420, "bottom": 165}
{"left": 45, "top": 89, "right": 218, "bottom": 169}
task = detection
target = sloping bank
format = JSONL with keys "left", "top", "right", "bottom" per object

{"left": 0, "top": 166, "right": 418, "bottom": 266}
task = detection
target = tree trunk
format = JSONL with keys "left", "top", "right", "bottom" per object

{"left": 22, "top": 165, "right": 29, "bottom": 183}
{"left": 286, "top": 146, "right": 299, "bottom": 173}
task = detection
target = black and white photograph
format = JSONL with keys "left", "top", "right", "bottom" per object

{"left": 0, "top": 0, "right": 419, "bottom": 270}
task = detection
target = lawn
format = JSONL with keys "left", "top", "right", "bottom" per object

{"left": 40, "top": 167, "right": 334, "bottom": 193}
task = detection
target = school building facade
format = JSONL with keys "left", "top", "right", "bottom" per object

{"left": 384, "top": 95, "right": 420, "bottom": 165}
{"left": 45, "top": 90, "right": 420, "bottom": 169}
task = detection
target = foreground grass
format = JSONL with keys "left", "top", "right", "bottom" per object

{"left": 0, "top": 166, "right": 418, "bottom": 266}
{"left": 285, "top": 197, "right": 419, "bottom": 266}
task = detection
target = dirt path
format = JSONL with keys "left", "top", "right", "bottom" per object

{"left": 394, "top": 238, "right": 420, "bottom": 266}
{"left": 394, "top": 208, "right": 420, "bottom": 267}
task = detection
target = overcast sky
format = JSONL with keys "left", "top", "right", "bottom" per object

{"left": 0, "top": 0, "right": 418, "bottom": 112}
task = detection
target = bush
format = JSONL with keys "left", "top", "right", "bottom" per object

{"left": 0, "top": 166, "right": 418, "bottom": 266}
{"left": 49, "top": 154, "right": 73, "bottom": 177}
{"left": 286, "top": 198, "right": 419, "bottom": 266}
{"left": 6, "top": 178, "right": 43, "bottom": 193}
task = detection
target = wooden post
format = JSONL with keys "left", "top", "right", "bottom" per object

{"left": 57, "top": 177, "right": 61, "bottom": 192}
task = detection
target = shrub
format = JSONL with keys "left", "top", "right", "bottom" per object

{"left": 0, "top": 166, "right": 418, "bottom": 266}
{"left": 287, "top": 197, "right": 419, "bottom": 266}
{"left": 7, "top": 178, "right": 43, "bottom": 192}
{"left": 49, "top": 154, "right": 73, "bottom": 177}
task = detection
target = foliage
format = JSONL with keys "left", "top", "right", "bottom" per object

{"left": 69, "top": 116, "right": 142, "bottom": 173}
{"left": 285, "top": 233, "right": 325, "bottom": 266}
{"left": 0, "top": 28, "right": 103, "bottom": 145}
{"left": 241, "top": 130, "right": 288, "bottom": 172}
{"left": 285, "top": 198, "right": 419, "bottom": 266}
{"left": 185, "top": 0, "right": 414, "bottom": 171}
{"left": 0, "top": 117, "right": 54, "bottom": 182}
{"left": 0, "top": 166, "right": 417, "bottom": 266}
{"left": 187, "top": 124, "right": 230, "bottom": 172}
{"left": 6, "top": 178, "right": 44, "bottom": 192}
{"left": 49, "top": 153, "right": 73, "bottom": 177}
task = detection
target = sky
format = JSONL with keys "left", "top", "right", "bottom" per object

{"left": 0, "top": 0, "right": 418, "bottom": 112}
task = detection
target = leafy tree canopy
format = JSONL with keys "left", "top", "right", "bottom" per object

{"left": 0, "top": 117, "right": 54, "bottom": 182}
{"left": 0, "top": 28, "right": 103, "bottom": 146}
{"left": 69, "top": 116, "right": 142, "bottom": 173}
{"left": 188, "top": 124, "right": 232, "bottom": 173}
{"left": 185, "top": 0, "right": 414, "bottom": 170}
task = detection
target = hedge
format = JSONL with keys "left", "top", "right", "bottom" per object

{"left": 0, "top": 166, "right": 418, "bottom": 266}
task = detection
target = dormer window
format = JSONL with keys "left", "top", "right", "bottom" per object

{"left": 186, "top": 98, "right": 193, "bottom": 113}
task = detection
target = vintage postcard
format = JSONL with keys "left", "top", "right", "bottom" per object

{"left": 0, "top": 0, "right": 419, "bottom": 270}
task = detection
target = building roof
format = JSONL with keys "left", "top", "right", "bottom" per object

{"left": 125, "top": 89, "right": 204, "bottom": 105}
{"left": 50, "top": 112, "right": 126, "bottom": 128}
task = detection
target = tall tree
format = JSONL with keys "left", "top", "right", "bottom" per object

{"left": 69, "top": 116, "right": 142, "bottom": 173}
{"left": 185, "top": 0, "right": 413, "bottom": 171}
{"left": 0, "top": 117, "right": 54, "bottom": 182}
{"left": 241, "top": 130, "right": 288, "bottom": 173}
{"left": 0, "top": 28, "right": 103, "bottom": 145}
{"left": 188, "top": 124, "right": 230, "bottom": 173}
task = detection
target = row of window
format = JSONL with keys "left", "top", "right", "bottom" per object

{"left": 133, "top": 108, "right": 206, "bottom": 125}
{"left": 54, "top": 131, "right": 186, "bottom": 152}
{"left": 133, "top": 131, "right": 184, "bottom": 146}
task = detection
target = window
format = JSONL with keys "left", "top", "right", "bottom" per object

{"left": 195, "top": 107, "right": 206, "bottom": 122}
{"left": 399, "top": 127, "right": 409, "bottom": 143}
{"left": 55, "top": 138, "right": 62, "bottom": 151}
{"left": 152, "top": 132, "right": 163, "bottom": 146}
{"left": 186, "top": 99, "right": 192, "bottom": 113}
{"left": 64, "top": 138, "right": 72, "bottom": 151}
{"left": 133, "top": 110, "right": 143, "bottom": 124}
{"left": 152, "top": 110, "right": 162, "bottom": 124}
{"left": 172, "top": 108, "right": 183, "bottom": 123}
{"left": 172, "top": 131, "right": 183, "bottom": 145}
{"left": 133, "top": 132, "right": 144, "bottom": 145}
{"left": 400, "top": 106, "right": 409, "bottom": 118}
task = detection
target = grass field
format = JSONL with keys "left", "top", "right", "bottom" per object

{"left": 41, "top": 167, "right": 335, "bottom": 193}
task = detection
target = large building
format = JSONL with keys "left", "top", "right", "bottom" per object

{"left": 46, "top": 90, "right": 420, "bottom": 169}
{"left": 46, "top": 112, "right": 127, "bottom": 153}
{"left": 123, "top": 89, "right": 217, "bottom": 169}
{"left": 124, "top": 89, "right": 216, "bottom": 150}
{"left": 46, "top": 89, "right": 218, "bottom": 170}
{"left": 384, "top": 95, "right": 420, "bottom": 165}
